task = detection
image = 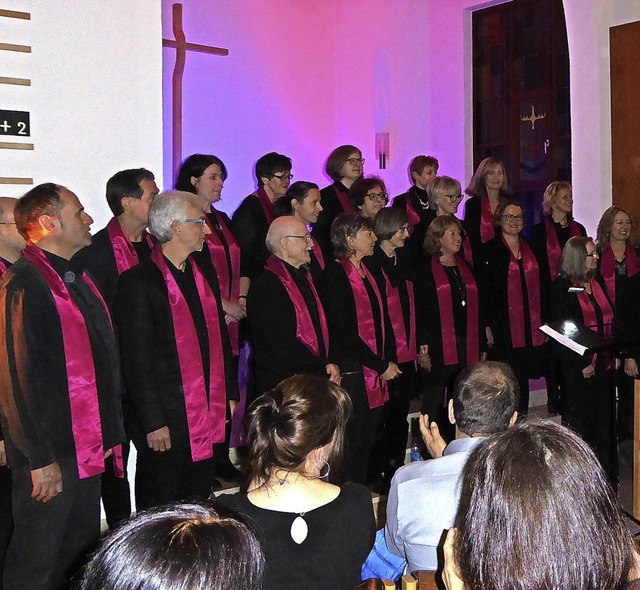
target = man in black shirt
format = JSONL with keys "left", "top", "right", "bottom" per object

{"left": 0, "top": 183, "right": 124, "bottom": 590}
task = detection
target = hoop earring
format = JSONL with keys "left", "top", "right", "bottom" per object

{"left": 313, "top": 459, "right": 330, "bottom": 480}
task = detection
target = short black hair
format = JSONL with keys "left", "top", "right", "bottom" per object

{"left": 106, "top": 168, "right": 155, "bottom": 216}
{"left": 255, "top": 152, "right": 292, "bottom": 186}
{"left": 274, "top": 180, "right": 319, "bottom": 217}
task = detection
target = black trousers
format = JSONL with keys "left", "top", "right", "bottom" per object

{"left": 419, "top": 363, "right": 462, "bottom": 445}
{"left": 100, "top": 440, "right": 131, "bottom": 529}
{"left": 0, "top": 466, "right": 12, "bottom": 590}
{"left": 132, "top": 435, "right": 215, "bottom": 512}
{"left": 3, "top": 458, "right": 101, "bottom": 590}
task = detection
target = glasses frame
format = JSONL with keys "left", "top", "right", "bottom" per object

{"left": 346, "top": 157, "right": 365, "bottom": 165}
{"left": 364, "top": 192, "right": 389, "bottom": 203}
{"left": 284, "top": 234, "right": 313, "bottom": 243}
{"left": 182, "top": 217, "right": 207, "bottom": 228}
{"left": 272, "top": 173, "right": 294, "bottom": 181}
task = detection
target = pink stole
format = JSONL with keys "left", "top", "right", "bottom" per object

{"left": 338, "top": 258, "right": 389, "bottom": 408}
{"left": 479, "top": 196, "right": 497, "bottom": 243}
{"left": 502, "top": 236, "right": 544, "bottom": 347}
{"left": 405, "top": 190, "right": 421, "bottom": 233}
{"left": 431, "top": 256, "right": 480, "bottom": 366}
{"left": 265, "top": 256, "right": 329, "bottom": 358}
{"left": 572, "top": 279, "right": 614, "bottom": 368}
{"left": 334, "top": 184, "right": 357, "bottom": 216}
{"left": 106, "top": 217, "right": 153, "bottom": 275}
{"left": 383, "top": 269, "right": 416, "bottom": 363}
{"left": 256, "top": 187, "right": 275, "bottom": 224}
{"left": 600, "top": 243, "right": 640, "bottom": 307}
{"left": 311, "top": 237, "right": 325, "bottom": 270}
{"left": 23, "top": 244, "right": 111, "bottom": 479}
{"left": 150, "top": 245, "right": 226, "bottom": 462}
{"left": 204, "top": 209, "right": 241, "bottom": 356}
{"left": 545, "top": 217, "right": 582, "bottom": 280}
{"left": 0, "top": 259, "right": 7, "bottom": 275}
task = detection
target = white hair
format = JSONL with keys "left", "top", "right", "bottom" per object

{"left": 148, "top": 191, "right": 196, "bottom": 243}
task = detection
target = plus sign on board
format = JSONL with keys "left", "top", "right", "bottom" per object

{"left": 0, "top": 110, "right": 30, "bottom": 136}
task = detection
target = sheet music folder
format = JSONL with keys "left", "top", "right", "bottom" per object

{"left": 540, "top": 318, "right": 611, "bottom": 356}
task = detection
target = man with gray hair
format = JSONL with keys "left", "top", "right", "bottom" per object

{"left": 385, "top": 361, "right": 519, "bottom": 572}
{"left": 248, "top": 215, "right": 340, "bottom": 396}
{"left": 114, "top": 191, "right": 238, "bottom": 511}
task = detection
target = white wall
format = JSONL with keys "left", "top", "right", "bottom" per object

{"left": 0, "top": 0, "right": 163, "bottom": 230}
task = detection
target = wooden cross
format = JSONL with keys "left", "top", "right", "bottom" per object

{"left": 162, "top": 3, "right": 229, "bottom": 182}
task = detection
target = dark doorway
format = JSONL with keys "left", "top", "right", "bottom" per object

{"left": 472, "top": 0, "right": 571, "bottom": 232}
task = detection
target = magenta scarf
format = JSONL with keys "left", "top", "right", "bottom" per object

{"left": 23, "top": 244, "right": 111, "bottom": 479}
{"left": 334, "top": 184, "right": 357, "bottom": 215}
{"left": 256, "top": 187, "right": 275, "bottom": 224}
{"left": 0, "top": 259, "right": 7, "bottom": 275}
{"left": 600, "top": 243, "right": 640, "bottom": 307}
{"left": 545, "top": 217, "right": 583, "bottom": 280}
{"left": 150, "top": 245, "right": 226, "bottom": 462}
{"left": 204, "top": 209, "right": 241, "bottom": 356}
{"left": 479, "top": 196, "right": 500, "bottom": 243}
{"left": 311, "top": 237, "right": 325, "bottom": 270}
{"left": 405, "top": 190, "right": 421, "bottom": 233}
{"left": 382, "top": 268, "right": 416, "bottom": 363}
{"left": 265, "top": 255, "right": 329, "bottom": 358}
{"left": 572, "top": 279, "right": 614, "bottom": 369}
{"left": 106, "top": 217, "right": 153, "bottom": 275}
{"left": 502, "top": 236, "right": 544, "bottom": 347}
{"left": 431, "top": 256, "right": 480, "bottom": 366}
{"left": 338, "top": 258, "right": 389, "bottom": 408}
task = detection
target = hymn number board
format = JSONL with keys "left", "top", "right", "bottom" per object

{"left": 0, "top": 109, "right": 30, "bottom": 137}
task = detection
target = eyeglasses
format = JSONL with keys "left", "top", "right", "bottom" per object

{"left": 586, "top": 251, "right": 599, "bottom": 258}
{"left": 0, "top": 222, "right": 16, "bottom": 225}
{"left": 285, "top": 234, "right": 313, "bottom": 243}
{"left": 501, "top": 214, "right": 524, "bottom": 223}
{"left": 346, "top": 158, "right": 365, "bottom": 165}
{"left": 272, "top": 173, "right": 294, "bottom": 181}
{"left": 444, "top": 194, "right": 463, "bottom": 202}
{"left": 397, "top": 226, "right": 410, "bottom": 234}
{"left": 182, "top": 217, "right": 207, "bottom": 228}
{"left": 365, "top": 192, "right": 389, "bottom": 203}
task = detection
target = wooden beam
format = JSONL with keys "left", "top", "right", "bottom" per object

{"left": 0, "top": 177, "right": 33, "bottom": 185}
{"left": 0, "top": 142, "right": 33, "bottom": 150}
{"left": 0, "top": 43, "right": 31, "bottom": 53}
{"left": 0, "top": 77, "right": 30, "bottom": 86}
{"left": 163, "top": 39, "right": 228, "bottom": 56}
{"left": 0, "top": 9, "right": 30, "bottom": 20}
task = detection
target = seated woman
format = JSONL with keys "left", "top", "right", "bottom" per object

{"left": 217, "top": 374, "right": 376, "bottom": 590}
{"left": 349, "top": 176, "right": 389, "bottom": 220}
{"left": 320, "top": 214, "right": 401, "bottom": 483}
{"left": 78, "top": 503, "right": 264, "bottom": 590}
{"left": 443, "top": 420, "right": 639, "bottom": 590}
{"left": 316, "top": 145, "right": 364, "bottom": 257}
{"left": 232, "top": 152, "right": 292, "bottom": 280}
{"left": 463, "top": 157, "right": 509, "bottom": 257}
{"left": 415, "top": 216, "right": 484, "bottom": 440}
{"left": 479, "top": 199, "right": 545, "bottom": 416}
{"left": 551, "top": 236, "right": 616, "bottom": 479}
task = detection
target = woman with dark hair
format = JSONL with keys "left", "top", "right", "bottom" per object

{"left": 217, "top": 375, "right": 375, "bottom": 590}
{"left": 444, "top": 420, "right": 638, "bottom": 590}
{"left": 232, "top": 152, "right": 293, "bottom": 280}
{"left": 597, "top": 205, "right": 640, "bottom": 442}
{"left": 315, "top": 145, "right": 364, "bottom": 256}
{"left": 274, "top": 180, "right": 325, "bottom": 282}
{"left": 349, "top": 176, "right": 388, "bottom": 219}
{"left": 530, "top": 181, "right": 587, "bottom": 415}
{"left": 319, "top": 214, "right": 401, "bottom": 483}
{"left": 479, "top": 200, "right": 545, "bottom": 416}
{"left": 366, "top": 208, "right": 425, "bottom": 489}
{"left": 463, "top": 157, "right": 509, "bottom": 256}
{"left": 551, "top": 236, "right": 616, "bottom": 478}
{"left": 78, "top": 503, "right": 264, "bottom": 590}
{"left": 415, "top": 216, "right": 484, "bottom": 439}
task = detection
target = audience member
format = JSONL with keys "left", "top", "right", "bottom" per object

{"left": 78, "top": 503, "right": 264, "bottom": 590}
{"left": 385, "top": 361, "right": 518, "bottom": 572}
{"left": 217, "top": 375, "right": 376, "bottom": 590}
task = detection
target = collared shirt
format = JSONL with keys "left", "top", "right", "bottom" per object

{"left": 384, "top": 437, "right": 486, "bottom": 572}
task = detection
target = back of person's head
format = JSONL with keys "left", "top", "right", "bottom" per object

{"left": 106, "top": 168, "right": 155, "bottom": 216}
{"left": 78, "top": 503, "right": 264, "bottom": 590}
{"left": 452, "top": 361, "right": 518, "bottom": 436}
{"left": 454, "top": 420, "right": 635, "bottom": 590}
{"left": 244, "top": 374, "right": 352, "bottom": 485}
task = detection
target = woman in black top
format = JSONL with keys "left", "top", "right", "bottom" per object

{"left": 319, "top": 214, "right": 400, "bottom": 484}
{"left": 479, "top": 200, "right": 545, "bottom": 416}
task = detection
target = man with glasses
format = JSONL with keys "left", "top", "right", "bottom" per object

{"left": 247, "top": 216, "right": 340, "bottom": 396}
{"left": 115, "top": 191, "right": 238, "bottom": 511}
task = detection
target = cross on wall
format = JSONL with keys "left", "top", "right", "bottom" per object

{"left": 162, "top": 3, "right": 229, "bottom": 183}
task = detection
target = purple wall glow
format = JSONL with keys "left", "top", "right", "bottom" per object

{"left": 162, "top": 0, "right": 438, "bottom": 215}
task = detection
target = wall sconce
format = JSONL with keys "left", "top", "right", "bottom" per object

{"left": 375, "top": 132, "right": 389, "bottom": 169}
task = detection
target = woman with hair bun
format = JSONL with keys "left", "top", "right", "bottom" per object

{"left": 217, "top": 374, "right": 375, "bottom": 590}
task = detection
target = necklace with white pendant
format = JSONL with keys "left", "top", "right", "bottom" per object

{"left": 290, "top": 512, "right": 308, "bottom": 544}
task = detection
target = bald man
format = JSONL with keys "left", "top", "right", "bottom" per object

{"left": 247, "top": 216, "right": 340, "bottom": 395}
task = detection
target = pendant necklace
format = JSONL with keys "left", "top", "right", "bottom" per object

{"left": 447, "top": 266, "right": 466, "bottom": 307}
{"left": 290, "top": 512, "right": 308, "bottom": 544}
